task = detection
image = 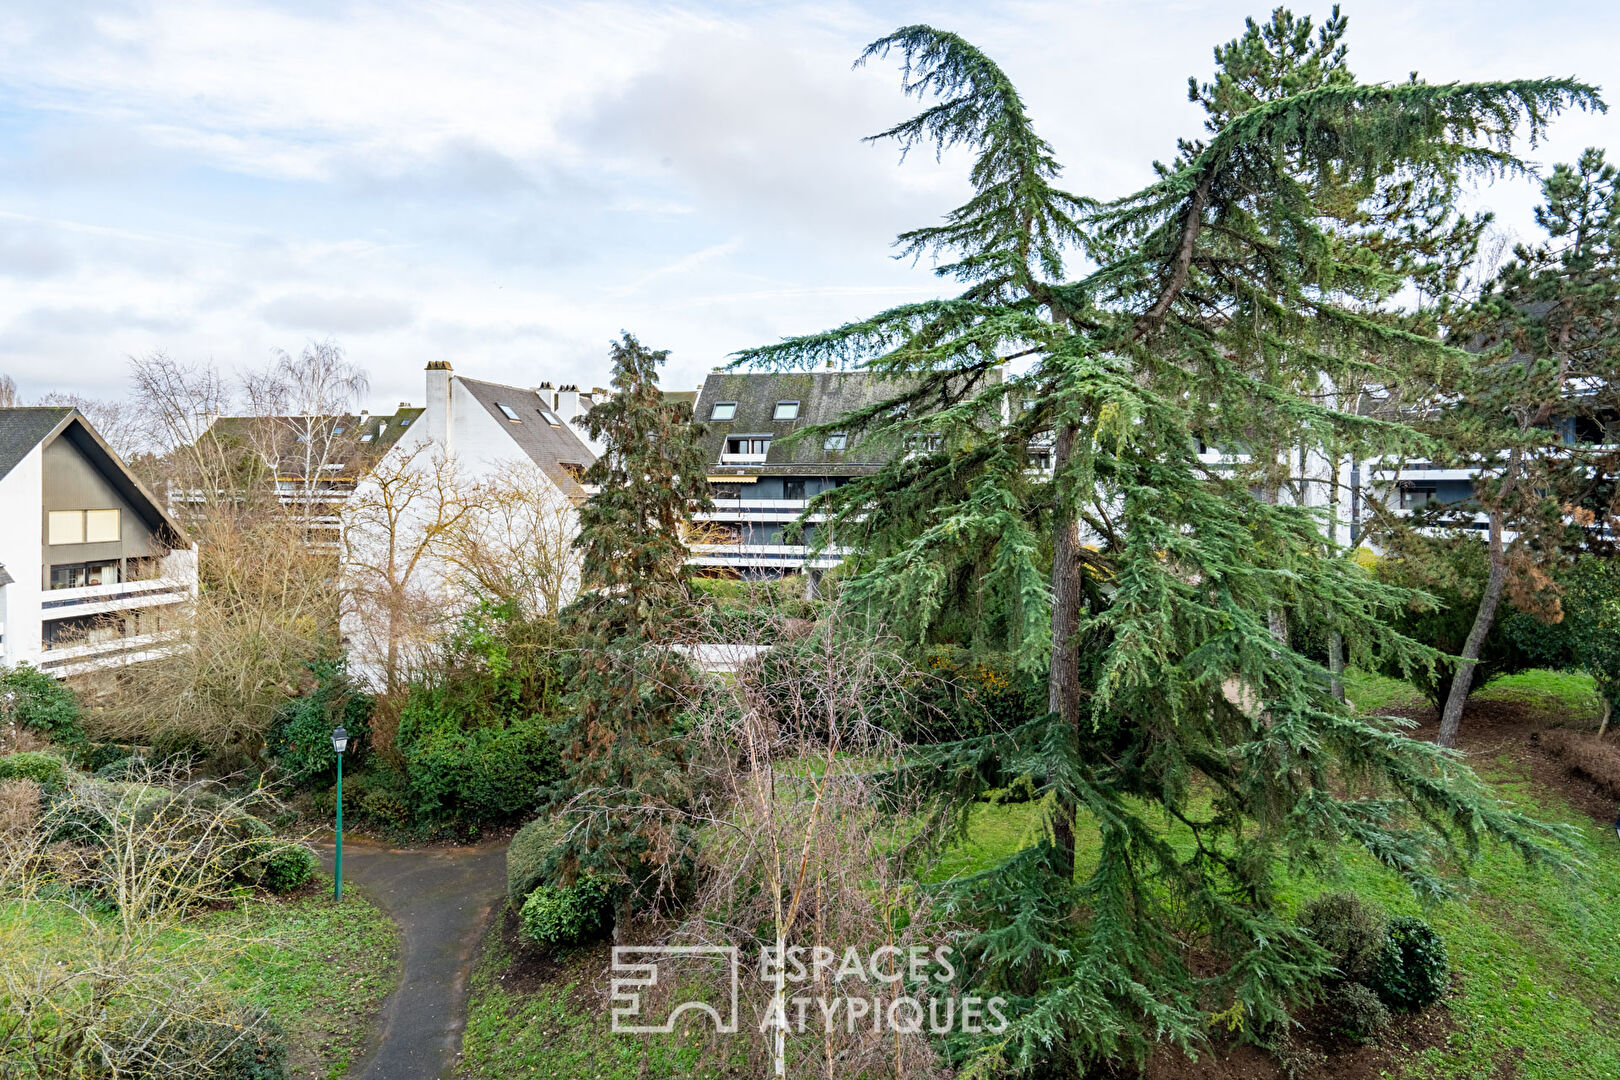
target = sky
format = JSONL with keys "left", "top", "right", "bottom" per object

{"left": 1, "top": 0, "right": 1618, "bottom": 414}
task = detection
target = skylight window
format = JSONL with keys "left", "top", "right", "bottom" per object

{"left": 538, "top": 409, "right": 561, "bottom": 426}
{"left": 710, "top": 402, "right": 737, "bottom": 421}
{"left": 824, "top": 433, "right": 847, "bottom": 451}
{"left": 774, "top": 401, "right": 800, "bottom": 420}
{"left": 497, "top": 403, "right": 522, "bottom": 422}
{"left": 360, "top": 433, "right": 375, "bottom": 443}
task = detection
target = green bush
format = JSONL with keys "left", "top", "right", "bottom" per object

{"left": 0, "top": 751, "right": 71, "bottom": 791}
{"left": 1326, "top": 980, "right": 1390, "bottom": 1043}
{"left": 508, "top": 815, "right": 568, "bottom": 906}
{"left": 1298, "top": 891, "right": 1387, "bottom": 983}
{"left": 176, "top": 1011, "right": 290, "bottom": 1080}
{"left": 393, "top": 605, "right": 568, "bottom": 827}
{"left": 358, "top": 786, "right": 411, "bottom": 829}
{"left": 259, "top": 843, "right": 318, "bottom": 893}
{"left": 85, "top": 743, "right": 137, "bottom": 776}
{"left": 0, "top": 664, "right": 84, "bottom": 745}
{"left": 1369, "top": 915, "right": 1450, "bottom": 1011}
{"left": 270, "top": 660, "right": 372, "bottom": 786}
{"left": 519, "top": 878, "right": 611, "bottom": 949}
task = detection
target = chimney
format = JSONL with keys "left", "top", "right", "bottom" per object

{"left": 555, "top": 383, "right": 580, "bottom": 422}
{"left": 425, "top": 360, "right": 452, "bottom": 449}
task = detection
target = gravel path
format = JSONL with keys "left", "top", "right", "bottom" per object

{"left": 318, "top": 837, "right": 508, "bottom": 1080}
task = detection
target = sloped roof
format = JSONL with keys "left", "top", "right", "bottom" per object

{"left": 0, "top": 407, "right": 189, "bottom": 545}
{"left": 203, "top": 406, "right": 424, "bottom": 476}
{"left": 694, "top": 370, "right": 921, "bottom": 476}
{"left": 0, "top": 407, "right": 74, "bottom": 482}
{"left": 456, "top": 376, "right": 597, "bottom": 496}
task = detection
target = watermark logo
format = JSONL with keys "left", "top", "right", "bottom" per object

{"left": 610, "top": 944, "right": 1006, "bottom": 1036}
{"left": 611, "top": 946, "right": 740, "bottom": 1034}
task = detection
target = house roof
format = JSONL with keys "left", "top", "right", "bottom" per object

{"left": 0, "top": 407, "right": 74, "bottom": 482}
{"left": 455, "top": 376, "right": 597, "bottom": 496}
{"left": 0, "top": 407, "right": 189, "bottom": 545}
{"left": 693, "top": 370, "right": 923, "bottom": 477}
{"left": 202, "top": 406, "right": 425, "bottom": 476}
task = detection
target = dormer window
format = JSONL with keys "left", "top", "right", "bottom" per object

{"left": 722, "top": 436, "right": 771, "bottom": 462}
{"left": 773, "top": 401, "right": 800, "bottom": 421}
{"left": 710, "top": 402, "right": 737, "bottom": 421}
{"left": 497, "top": 403, "right": 522, "bottom": 422}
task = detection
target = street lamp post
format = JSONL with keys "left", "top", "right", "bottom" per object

{"left": 332, "top": 725, "right": 348, "bottom": 902}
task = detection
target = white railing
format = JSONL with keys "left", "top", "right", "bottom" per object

{"left": 40, "top": 578, "right": 192, "bottom": 620}
{"left": 687, "top": 543, "right": 849, "bottom": 570}
{"left": 719, "top": 452, "right": 770, "bottom": 465}
{"left": 36, "top": 630, "right": 184, "bottom": 676}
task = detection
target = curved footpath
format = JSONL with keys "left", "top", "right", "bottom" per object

{"left": 318, "top": 837, "right": 508, "bottom": 1080}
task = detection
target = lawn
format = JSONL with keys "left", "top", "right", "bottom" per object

{"left": 0, "top": 876, "right": 399, "bottom": 1080}
{"left": 460, "top": 668, "right": 1620, "bottom": 1080}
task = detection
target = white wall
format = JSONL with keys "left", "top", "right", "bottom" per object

{"left": 0, "top": 444, "right": 44, "bottom": 666}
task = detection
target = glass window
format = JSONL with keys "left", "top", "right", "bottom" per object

{"left": 398, "top": 417, "right": 411, "bottom": 427}
{"left": 497, "top": 403, "right": 521, "bottom": 421}
{"left": 725, "top": 437, "right": 770, "bottom": 456}
{"left": 783, "top": 479, "right": 806, "bottom": 500}
{"left": 710, "top": 402, "right": 737, "bottom": 421}
{"left": 85, "top": 509, "right": 120, "bottom": 543}
{"left": 539, "top": 409, "right": 561, "bottom": 426}
{"left": 48, "top": 510, "right": 84, "bottom": 545}
{"left": 1400, "top": 486, "right": 1437, "bottom": 509}
{"left": 360, "top": 433, "right": 375, "bottom": 442}
{"left": 773, "top": 401, "right": 800, "bottom": 421}
{"left": 823, "top": 433, "right": 847, "bottom": 451}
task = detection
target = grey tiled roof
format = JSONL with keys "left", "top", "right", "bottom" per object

{"left": 456, "top": 376, "right": 597, "bottom": 496}
{"left": 0, "top": 407, "right": 73, "bottom": 482}
{"left": 693, "top": 370, "right": 918, "bottom": 476}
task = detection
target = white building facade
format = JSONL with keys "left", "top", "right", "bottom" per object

{"left": 0, "top": 408, "right": 198, "bottom": 677}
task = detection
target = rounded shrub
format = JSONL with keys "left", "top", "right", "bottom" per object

{"left": 1326, "top": 981, "right": 1390, "bottom": 1043}
{"left": 507, "top": 814, "right": 568, "bottom": 907}
{"left": 0, "top": 663, "right": 85, "bottom": 745}
{"left": 176, "top": 1011, "right": 289, "bottom": 1080}
{"left": 519, "top": 878, "right": 611, "bottom": 949}
{"left": 1370, "top": 915, "right": 1450, "bottom": 1011}
{"left": 260, "top": 843, "right": 319, "bottom": 893}
{"left": 0, "top": 751, "right": 71, "bottom": 792}
{"left": 1298, "top": 891, "right": 1387, "bottom": 983}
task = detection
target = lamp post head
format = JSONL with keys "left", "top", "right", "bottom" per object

{"left": 331, "top": 725, "right": 349, "bottom": 755}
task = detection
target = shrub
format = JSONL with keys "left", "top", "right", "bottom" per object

{"left": 1326, "top": 981, "right": 1390, "bottom": 1043}
{"left": 94, "top": 753, "right": 147, "bottom": 781}
{"left": 508, "top": 815, "right": 568, "bottom": 907}
{"left": 0, "top": 777, "right": 42, "bottom": 836}
{"left": 519, "top": 878, "right": 611, "bottom": 949}
{"left": 85, "top": 743, "right": 137, "bottom": 776}
{"left": 164, "top": 1011, "right": 290, "bottom": 1080}
{"left": 393, "top": 605, "right": 567, "bottom": 827}
{"left": 259, "top": 843, "right": 318, "bottom": 893}
{"left": 0, "top": 751, "right": 71, "bottom": 792}
{"left": 0, "top": 664, "right": 85, "bottom": 745}
{"left": 1298, "top": 892, "right": 1387, "bottom": 983}
{"left": 270, "top": 660, "right": 372, "bottom": 786}
{"left": 1369, "top": 915, "right": 1450, "bottom": 1011}
{"left": 358, "top": 786, "right": 411, "bottom": 829}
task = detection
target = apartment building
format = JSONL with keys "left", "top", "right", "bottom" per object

{"left": 0, "top": 408, "right": 197, "bottom": 677}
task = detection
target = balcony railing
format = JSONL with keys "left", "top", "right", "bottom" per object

{"left": 36, "top": 630, "right": 184, "bottom": 676}
{"left": 41, "top": 578, "right": 193, "bottom": 620}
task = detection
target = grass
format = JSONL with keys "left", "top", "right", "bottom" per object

{"left": 204, "top": 877, "right": 401, "bottom": 1080}
{"left": 458, "top": 931, "right": 730, "bottom": 1080}
{"left": 0, "top": 877, "right": 399, "bottom": 1080}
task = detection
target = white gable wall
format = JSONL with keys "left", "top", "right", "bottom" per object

{"left": 0, "top": 442, "right": 44, "bottom": 665}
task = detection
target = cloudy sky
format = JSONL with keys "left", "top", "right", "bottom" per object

{"left": 2, "top": 0, "right": 1618, "bottom": 412}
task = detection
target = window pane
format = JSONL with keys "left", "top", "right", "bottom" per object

{"left": 85, "top": 509, "right": 121, "bottom": 543}
{"left": 773, "top": 401, "right": 800, "bottom": 420}
{"left": 48, "top": 511, "right": 84, "bottom": 545}
{"left": 784, "top": 480, "right": 805, "bottom": 500}
{"left": 824, "top": 434, "right": 847, "bottom": 451}
{"left": 711, "top": 402, "right": 737, "bottom": 421}
{"left": 497, "top": 403, "right": 521, "bottom": 421}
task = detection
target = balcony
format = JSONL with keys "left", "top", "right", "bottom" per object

{"left": 36, "top": 630, "right": 184, "bottom": 677}
{"left": 688, "top": 542, "right": 849, "bottom": 570}
{"left": 719, "top": 451, "right": 770, "bottom": 465}
{"left": 41, "top": 577, "right": 194, "bottom": 620}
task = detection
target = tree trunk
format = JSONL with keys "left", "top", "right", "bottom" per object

{"left": 1328, "top": 630, "right": 1346, "bottom": 704}
{"left": 1047, "top": 422, "right": 1082, "bottom": 881}
{"left": 1437, "top": 507, "right": 1508, "bottom": 748}
{"left": 1598, "top": 698, "right": 1612, "bottom": 739}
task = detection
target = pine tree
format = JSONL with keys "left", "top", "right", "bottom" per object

{"left": 546, "top": 333, "right": 712, "bottom": 927}
{"left": 737, "top": 13, "right": 1595, "bottom": 1069}
{"left": 1419, "top": 148, "right": 1620, "bottom": 746}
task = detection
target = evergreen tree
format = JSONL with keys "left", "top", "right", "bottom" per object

{"left": 546, "top": 333, "right": 712, "bottom": 927}
{"left": 1414, "top": 148, "right": 1620, "bottom": 746}
{"left": 738, "top": 13, "right": 1595, "bottom": 1069}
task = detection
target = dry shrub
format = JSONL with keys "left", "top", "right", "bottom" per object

{"left": 0, "top": 723, "right": 51, "bottom": 756}
{"left": 1539, "top": 728, "right": 1620, "bottom": 800}
{"left": 0, "top": 778, "right": 41, "bottom": 837}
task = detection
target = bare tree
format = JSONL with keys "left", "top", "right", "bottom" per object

{"left": 0, "top": 373, "right": 19, "bottom": 407}
{"left": 437, "top": 459, "right": 584, "bottom": 618}
{"left": 611, "top": 599, "right": 955, "bottom": 1080}
{"left": 241, "top": 339, "right": 369, "bottom": 507}
{"left": 36, "top": 392, "right": 139, "bottom": 460}
{"left": 342, "top": 442, "right": 484, "bottom": 696}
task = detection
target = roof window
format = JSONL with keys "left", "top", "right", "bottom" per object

{"left": 710, "top": 402, "right": 737, "bottom": 421}
{"left": 497, "top": 403, "right": 522, "bottom": 422}
{"left": 824, "top": 433, "right": 847, "bottom": 451}
{"left": 773, "top": 401, "right": 800, "bottom": 420}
